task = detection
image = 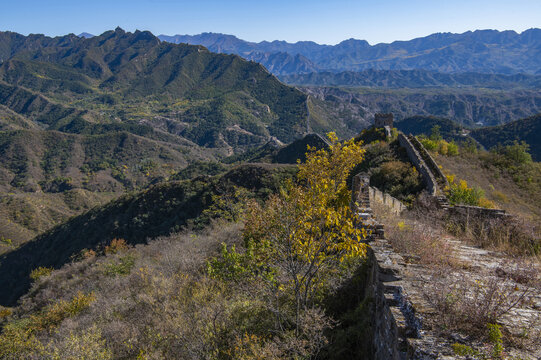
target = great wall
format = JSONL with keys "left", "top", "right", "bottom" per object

{"left": 350, "top": 114, "right": 540, "bottom": 359}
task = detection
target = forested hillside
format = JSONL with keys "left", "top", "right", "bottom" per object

{"left": 471, "top": 114, "right": 541, "bottom": 161}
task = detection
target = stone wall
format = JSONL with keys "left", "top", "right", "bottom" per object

{"left": 398, "top": 131, "right": 509, "bottom": 219}
{"left": 397, "top": 133, "right": 438, "bottom": 196}
{"left": 348, "top": 133, "right": 519, "bottom": 359}
{"left": 351, "top": 173, "right": 418, "bottom": 359}
{"left": 375, "top": 113, "right": 394, "bottom": 128}
{"left": 363, "top": 249, "right": 403, "bottom": 359}
{"left": 369, "top": 186, "right": 407, "bottom": 214}
{"left": 408, "top": 135, "right": 449, "bottom": 189}
{"left": 447, "top": 204, "right": 508, "bottom": 219}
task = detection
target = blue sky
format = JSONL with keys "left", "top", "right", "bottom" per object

{"left": 1, "top": 0, "right": 540, "bottom": 44}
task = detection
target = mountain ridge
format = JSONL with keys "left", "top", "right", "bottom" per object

{"left": 159, "top": 29, "right": 541, "bottom": 75}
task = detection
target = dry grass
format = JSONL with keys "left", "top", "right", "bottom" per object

{"left": 421, "top": 264, "right": 541, "bottom": 356}
{"left": 372, "top": 199, "right": 458, "bottom": 268}
{"left": 436, "top": 152, "right": 541, "bottom": 222}
{"left": 7, "top": 221, "right": 242, "bottom": 359}
{"left": 445, "top": 215, "right": 541, "bottom": 259}
{"left": 3, "top": 219, "right": 349, "bottom": 359}
{"left": 424, "top": 272, "right": 536, "bottom": 334}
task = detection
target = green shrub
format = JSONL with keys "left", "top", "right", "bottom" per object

{"left": 447, "top": 141, "right": 459, "bottom": 156}
{"left": 103, "top": 255, "right": 135, "bottom": 276}
{"left": 370, "top": 161, "right": 424, "bottom": 203}
{"left": 445, "top": 174, "right": 494, "bottom": 208}
{"left": 498, "top": 141, "right": 532, "bottom": 165}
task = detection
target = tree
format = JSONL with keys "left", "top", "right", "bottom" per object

{"left": 500, "top": 141, "right": 532, "bottom": 165}
{"left": 242, "top": 132, "right": 368, "bottom": 337}
{"left": 429, "top": 125, "right": 442, "bottom": 141}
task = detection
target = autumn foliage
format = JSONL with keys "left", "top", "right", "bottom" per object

{"left": 210, "top": 132, "right": 368, "bottom": 353}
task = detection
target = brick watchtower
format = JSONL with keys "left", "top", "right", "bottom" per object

{"left": 374, "top": 113, "right": 393, "bottom": 128}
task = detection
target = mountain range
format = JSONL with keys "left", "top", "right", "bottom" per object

{"left": 282, "top": 69, "right": 541, "bottom": 89}
{"left": 159, "top": 29, "right": 541, "bottom": 76}
{"left": 0, "top": 28, "right": 321, "bottom": 247}
{"left": 1, "top": 27, "right": 540, "bottom": 250}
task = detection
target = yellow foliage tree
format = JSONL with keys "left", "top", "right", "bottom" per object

{"left": 242, "top": 132, "right": 368, "bottom": 335}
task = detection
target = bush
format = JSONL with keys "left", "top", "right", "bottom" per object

{"left": 30, "top": 266, "right": 53, "bottom": 282}
{"left": 0, "top": 292, "right": 96, "bottom": 358}
{"left": 370, "top": 161, "right": 424, "bottom": 203}
{"left": 46, "top": 325, "right": 112, "bottom": 360}
{"left": 445, "top": 174, "right": 494, "bottom": 208}
{"left": 451, "top": 324, "right": 504, "bottom": 359}
{"left": 446, "top": 215, "right": 540, "bottom": 256}
{"left": 104, "top": 238, "right": 129, "bottom": 255}
{"left": 385, "top": 219, "right": 456, "bottom": 267}
{"left": 447, "top": 141, "right": 459, "bottom": 156}
{"left": 419, "top": 136, "right": 459, "bottom": 156}
{"left": 497, "top": 141, "right": 532, "bottom": 165}
{"left": 103, "top": 254, "right": 135, "bottom": 276}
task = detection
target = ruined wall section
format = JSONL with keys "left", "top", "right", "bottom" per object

{"left": 398, "top": 131, "right": 509, "bottom": 219}
{"left": 397, "top": 133, "right": 438, "bottom": 196}
{"left": 408, "top": 135, "right": 449, "bottom": 190}
{"left": 351, "top": 173, "right": 421, "bottom": 359}
{"left": 351, "top": 172, "right": 464, "bottom": 359}
{"left": 369, "top": 186, "right": 407, "bottom": 214}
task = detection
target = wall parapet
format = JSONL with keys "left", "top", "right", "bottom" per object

{"left": 448, "top": 204, "right": 508, "bottom": 219}
{"left": 351, "top": 173, "right": 421, "bottom": 359}
{"left": 369, "top": 186, "right": 407, "bottom": 214}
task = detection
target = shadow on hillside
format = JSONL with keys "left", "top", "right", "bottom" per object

{"left": 0, "top": 164, "right": 297, "bottom": 306}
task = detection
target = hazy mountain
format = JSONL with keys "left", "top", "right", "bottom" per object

{"left": 245, "top": 52, "right": 318, "bottom": 75}
{"left": 77, "top": 32, "right": 95, "bottom": 38}
{"left": 301, "top": 86, "right": 541, "bottom": 127}
{"left": 282, "top": 69, "right": 541, "bottom": 89}
{"left": 160, "top": 29, "right": 541, "bottom": 75}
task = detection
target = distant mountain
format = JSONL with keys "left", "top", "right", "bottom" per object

{"left": 395, "top": 115, "right": 465, "bottom": 140}
{"left": 301, "top": 86, "right": 541, "bottom": 128}
{"left": 77, "top": 32, "right": 94, "bottom": 38}
{"left": 159, "top": 29, "right": 541, "bottom": 75}
{"left": 0, "top": 27, "right": 309, "bottom": 147}
{"left": 0, "top": 31, "right": 80, "bottom": 63}
{"left": 246, "top": 52, "right": 318, "bottom": 75}
{"left": 375, "top": 113, "right": 541, "bottom": 161}
{"left": 281, "top": 69, "right": 541, "bottom": 89}
{"left": 471, "top": 114, "right": 541, "bottom": 161}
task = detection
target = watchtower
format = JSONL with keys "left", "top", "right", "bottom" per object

{"left": 374, "top": 113, "right": 393, "bottom": 128}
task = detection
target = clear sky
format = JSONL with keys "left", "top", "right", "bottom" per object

{"left": 1, "top": 0, "right": 540, "bottom": 45}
